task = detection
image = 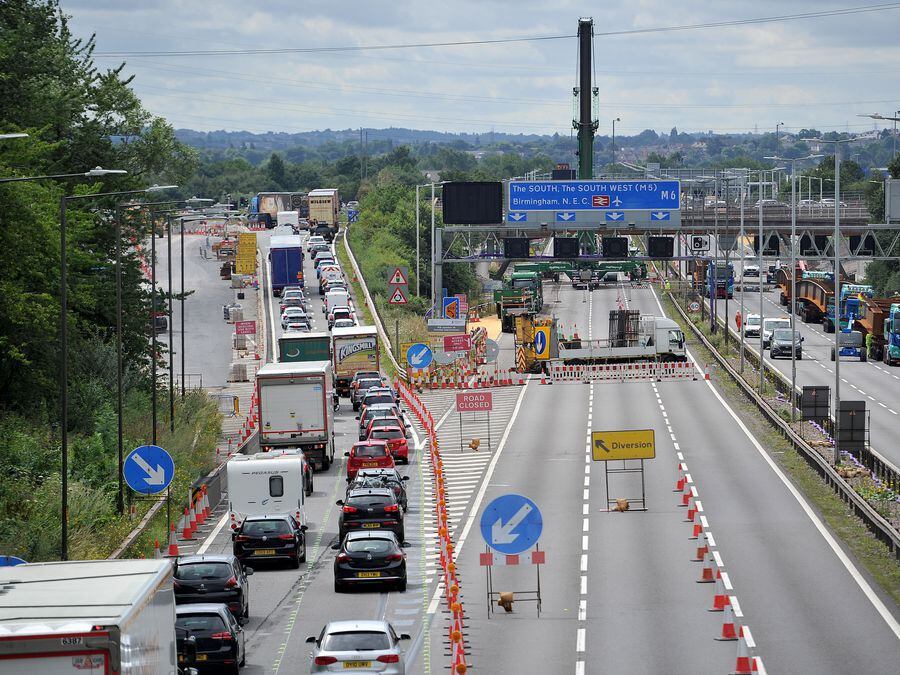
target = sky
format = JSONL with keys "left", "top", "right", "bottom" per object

{"left": 60, "top": 0, "right": 900, "bottom": 138}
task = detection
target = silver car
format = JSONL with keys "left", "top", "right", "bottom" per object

{"left": 307, "top": 620, "right": 410, "bottom": 673}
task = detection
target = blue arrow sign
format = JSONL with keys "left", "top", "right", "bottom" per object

{"left": 605, "top": 212, "right": 625, "bottom": 221}
{"left": 480, "top": 494, "right": 543, "bottom": 555}
{"left": 406, "top": 343, "right": 433, "bottom": 369}
{"left": 507, "top": 212, "right": 527, "bottom": 222}
{"left": 508, "top": 180, "right": 680, "bottom": 211}
{"left": 533, "top": 328, "right": 548, "bottom": 358}
{"left": 556, "top": 212, "right": 576, "bottom": 222}
{"left": 650, "top": 211, "right": 671, "bottom": 220}
{"left": 0, "top": 555, "right": 27, "bottom": 567}
{"left": 124, "top": 445, "right": 175, "bottom": 495}
{"left": 348, "top": 209, "right": 359, "bottom": 223}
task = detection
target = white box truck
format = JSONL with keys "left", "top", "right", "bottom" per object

{"left": 276, "top": 210, "right": 300, "bottom": 232}
{"left": 227, "top": 451, "right": 308, "bottom": 528}
{"left": 0, "top": 559, "right": 179, "bottom": 675}
{"left": 256, "top": 360, "right": 335, "bottom": 470}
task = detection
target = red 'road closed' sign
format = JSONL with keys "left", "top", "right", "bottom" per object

{"left": 444, "top": 333, "right": 471, "bottom": 353}
{"left": 456, "top": 392, "right": 493, "bottom": 412}
{"left": 592, "top": 194, "right": 611, "bottom": 207}
{"left": 235, "top": 320, "right": 257, "bottom": 335}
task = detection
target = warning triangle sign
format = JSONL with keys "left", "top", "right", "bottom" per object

{"left": 389, "top": 286, "right": 408, "bottom": 305}
{"left": 388, "top": 267, "right": 408, "bottom": 286}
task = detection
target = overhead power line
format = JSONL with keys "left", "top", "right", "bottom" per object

{"left": 95, "top": 3, "right": 900, "bottom": 57}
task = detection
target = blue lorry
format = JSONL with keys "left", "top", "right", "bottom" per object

{"left": 269, "top": 235, "right": 304, "bottom": 296}
{"left": 823, "top": 283, "right": 874, "bottom": 333}
{"left": 707, "top": 262, "right": 734, "bottom": 300}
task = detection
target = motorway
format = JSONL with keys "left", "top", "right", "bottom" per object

{"left": 704, "top": 252, "right": 900, "bottom": 469}
{"left": 170, "top": 231, "right": 900, "bottom": 673}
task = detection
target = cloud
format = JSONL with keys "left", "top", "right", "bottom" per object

{"left": 59, "top": 0, "right": 900, "bottom": 136}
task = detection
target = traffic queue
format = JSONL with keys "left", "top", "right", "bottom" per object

{"left": 192, "top": 229, "right": 415, "bottom": 672}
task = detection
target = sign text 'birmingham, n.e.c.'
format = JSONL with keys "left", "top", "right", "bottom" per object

{"left": 507, "top": 180, "right": 681, "bottom": 212}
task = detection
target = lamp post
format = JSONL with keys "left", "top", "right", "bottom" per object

{"left": 858, "top": 112, "right": 900, "bottom": 160}
{"left": 802, "top": 137, "right": 853, "bottom": 464}
{"left": 0, "top": 132, "right": 28, "bottom": 140}
{"left": 0, "top": 165, "right": 123, "bottom": 185}
{"left": 776, "top": 122, "right": 784, "bottom": 150}
{"left": 764, "top": 154, "right": 822, "bottom": 422}
{"left": 611, "top": 117, "right": 621, "bottom": 168}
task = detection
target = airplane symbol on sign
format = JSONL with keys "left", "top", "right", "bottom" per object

{"left": 612, "top": 196, "right": 623, "bottom": 207}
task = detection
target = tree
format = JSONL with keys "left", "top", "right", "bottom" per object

{"left": 865, "top": 154, "right": 900, "bottom": 294}
{"left": 265, "top": 153, "right": 287, "bottom": 189}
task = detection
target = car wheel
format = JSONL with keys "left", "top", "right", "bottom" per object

{"left": 830, "top": 348, "right": 836, "bottom": 361}
{"left": 334, "top": 578, "right": 344, "bottom": 593}
{"left": 299, "top": 540, "right": 307, "bottom": 563}
{"left": 797, "top": 352, "right": 802, "bottom": 360}
{"left": 398, "top": 529, "right": 405, "bottom": 543}
{"left": 860, "top": 350, "right": 867, "bottom": 362}
{"left": 322, "top": 455, "right": 331, "bottom": 471}
{"left": 397, "top": 577, "right": 407, "bottom": 592}
{"left": 290, "top": 552, "right": 300, "bottom": 569}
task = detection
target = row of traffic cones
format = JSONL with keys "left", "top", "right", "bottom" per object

{"left": 673, "top": 460, "right": 767, "bottom": 674}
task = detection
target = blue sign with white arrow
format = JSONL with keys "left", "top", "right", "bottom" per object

{"left": 480, "top": 494, "right": 543, "bottom": 555}
{"left": 650, "top": 210, "right": 671, "bottom": 220}
{"left": 124, "top": 445, "right": 175, "bottom": 495}
{"left": 507, "top": 212, "right": 527, "bottom": 223}
{"left": 605, "top": 211, "right": 625, "bottom": 221}
{"left": 347, "top": 209, "right": 359, "bottom": 223}
{"left": 508, "top": 179, "right": 681, "bottom": 211}
{"left": 0, "top": 555, "right": 27, "bottom": 567}
{"left": 556, "top": 212, "right": 576, "bottom": 222}
{"left": 406, "top": 343, "right": 433, "bottom": 369}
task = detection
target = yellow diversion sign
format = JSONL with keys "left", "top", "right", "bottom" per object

{"left": 591, "top": 429, "right": 656, "bottom": 461}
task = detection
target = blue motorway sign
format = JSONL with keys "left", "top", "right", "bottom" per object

{"left": 406, "top": 343, "right": 433, "bottom": 369}
{"left": 508, "top": 180, "right": 680, "bottom": 212}
{"left": 347, "top": 209, "right": 360, "bottom": 223}
{"left": 480, "top": 494, "right": 543, "bottom": 555}
{"left": 124, "top": 445, "right": 175, "bottom": 495}
{"left": 0, "top": 555, "right": 27, "bottom": 566}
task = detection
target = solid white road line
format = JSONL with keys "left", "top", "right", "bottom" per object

{"left": 652, "top": 284, "right": 900, "bottom": 638}
{"left": 196, "top": 512, "right": 230, "bottom": 554}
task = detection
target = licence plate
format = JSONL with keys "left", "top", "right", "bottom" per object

{"left": 361, "top": 523, "right": 381, "bottom": 528}
{"left": 362, "top": 462, "right": 379, "bottom": 467}
{"left": 196, "top": 654, "right": 208, "bottom": 662}
{"left": 357, "top": 571, "right": 381, "bottom": 578}
{"left": 254, "top": 548, "right": 276, "bottom": 556}
{"left": 344, "top": 662, "right": 371, "bottom": 669}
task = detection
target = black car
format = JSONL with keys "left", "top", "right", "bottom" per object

{"left": 337, "top": 487, "right": 404, "bottom": 543}
{"left": 176, "top": 603, "right": 245, "bottom": 674}
{"left": 352, "top": 468, "right": 410, "bottom": 511}
{"left": 332, "top": 531, "right": 409, "bottom": 593}
{"left": 174, "top": 554, "right": 252, "bottom": 621}
{"left": 770, "top": 328, "right": 803, "bottom": 359}
{"left": 362, "top": 388, "right": 398, "bottom": 409}
{"left": 233, "top": 514, "right": 307, "bottom": 568}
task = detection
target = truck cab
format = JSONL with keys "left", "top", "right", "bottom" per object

{"left": 884, "top": 303, "right": 900, "bottom": 365}
{"left": 495, "top": 272, "right": 544, "bottom": 333}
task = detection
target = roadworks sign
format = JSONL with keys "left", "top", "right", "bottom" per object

{"left": 591, "top": 429, "right": 655, "bottom": 461}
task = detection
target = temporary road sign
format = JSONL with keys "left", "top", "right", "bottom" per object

{"left": 591, "top": 430, "right": 656, "bottom": 461}
{"left": 444, "top": 333, "right": 471, "bottom": 353}
{"left": 0, "top": 555, "right": 27, "bottom": 566}
{"left": 427, "top": 317, "right": 467, "bottom": 332}
{"left": 406, "top": 343, "right": 433, "bottom": 369}
{"left": 480, "top": 494, "right": 543, "bottom": 555}
{"left": 442, "top": 297, "right": 460, "bottom": 319}
{"left": 433, "top": 350, "right": 457, "bottom": 366}
{"left": 348, "top": 210, "right": 359, "bottom": 223}
{"left": 484, "top": 338, "right": 500, "bottom": 363}
{"left": 508, "top": 180, "right": 680, "bottom": 212}
{"left": 389, "top": 286, "right": 408, "bottom": 305}
{"left": 533, "top": 325, "right": 551, "bottom": 360}
{"left": 688, "top": 301, "right": 701, "bottom": 312}
{"left": 124, "top": 444, "right": 175, "bottom": 495}
{"left": 456, "top": 391, "right": 493, "bottom": 412}
{"left": 235, "top": 320, "right": 256, "bottom": 335}
{"left": 387, "top": 266, "right": 409, "bottom": 287}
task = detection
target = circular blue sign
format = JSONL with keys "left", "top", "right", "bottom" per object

{"left": 124, "top": 445, "right": 175, "bottom": 495}
{"left": 406, "top": 343, "right": 433, "bottom": 369}
{"left": 0, "top": 555, "right": 27, "bottom": 567}
{"left": 480, "top": 494, "right": 543, "bottom": 555}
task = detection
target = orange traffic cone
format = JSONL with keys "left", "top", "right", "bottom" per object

{"left": 692, "top": 530, "right": 709, "bottom": 561}
{"left": 716, "top": 601, "right": 739, "bottom": 641}
{"left": 710, "top": 573, "right": 730, "bottom": 612}
{"left": 181, "top": 507, "right": 193, "bottom": 540}
{"left": 730, "top": 626, "right": 754, "bottom": 673}
{"left": 168, "top": 524, "right": 179, "bottom": 556}
{"left": 674, "top": 462, "right": 687, "bottom": 492}
{"left": 154, "top": 539, "right": 162, "bottom": 559}
{"left": 697, "top": 550, "right": 715, "bottom": 583}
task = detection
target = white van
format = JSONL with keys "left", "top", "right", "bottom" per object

{"left": 276, "top": 210, "right": 300, "bottom": 231}
{"left": 324, "top": 288, "right": 350, "bottom": 315}
{"left": 227, "top": 451, "right": 307, "bottom": 528}
{"left": 762, "top": 317, "right": 791, "bottom": 348}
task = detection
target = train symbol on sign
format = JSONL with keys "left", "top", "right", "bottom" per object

{"left": 591, "top": 195, "right": 611, "bottom": 207}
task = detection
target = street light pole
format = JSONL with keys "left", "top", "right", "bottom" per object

{"left": 415, "top": 185, "right": 421, "bottom": 297}
{"left": 611, "top": 117, "right": 621, "bottom": 169}
{"left": 167, "top": 214, "right": 175, "bottom": 433}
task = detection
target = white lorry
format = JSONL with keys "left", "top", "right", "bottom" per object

{"left": 0, "top": 559, "right": 181, "bottom": 675}
{"left": 227, "top": 450, "right": 308, "bottom": 528}
{"left": 256, "top": 360, "right": 335, "bottom": 470}
{"left": 276, "top": 210, "right": 300, "bottom": 232}
{"left": 557, "top": 316, "right": 687, "bottom": 362}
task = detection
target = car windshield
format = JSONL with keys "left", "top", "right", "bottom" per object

{"left": 347, "top": 494, "right": 393, "bottom": 508}
{"left": 371, "top": 429, "right": 403, "bottom": 441}
{"left": 359, "top": 379, "right": 382, "bottom": 388}
{"left": 354, "top": 445, "right": 387, "bottom": 458}
{"left": 764, "top": 320, "right": 789, "bottom": 331}
{"left": 371, "top": 415, "right": 400, "bottom": 428}
{"left": 322, "top": 631, "right": 391, "bottom": 652}
{"left": 747, "top": 316, "right": 761, "bottom": 326}
{"left": 242, "top": 519, "right": 291, "bottom": 536}
{"left": 175, "top": 562, "right": 233, "bottom": 580}
{"left": 773, "top": 329, "right": 797, "bottom": 341}
{"left": 176, "top": 614, "right": 227, "bottom": 634}
{"left": 365, "top": 395, "right": 394, "bottom": 406}
{"left": 346, "top": 538, "right": 396, "bottom": 555}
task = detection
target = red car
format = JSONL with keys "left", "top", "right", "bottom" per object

{"left": 345, "top": 440, "right": 394, "bottom": 482}
{"left": 367, "top": 425, "right": 409, "bottom": 464}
